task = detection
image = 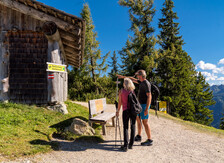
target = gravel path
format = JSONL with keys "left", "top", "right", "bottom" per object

{"left": 3, "top": 102, "right": 224, "bottom": 163}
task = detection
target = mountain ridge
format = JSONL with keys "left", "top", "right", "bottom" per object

{"left": 210, "top": 84, "right": 224, "bottom": 128}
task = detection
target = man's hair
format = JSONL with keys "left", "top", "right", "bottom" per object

{"left": 123, "top": 78, "right": 135, "bottom": 91}
{"left": 136, "top": 70, "right": 146, "bottom": 79}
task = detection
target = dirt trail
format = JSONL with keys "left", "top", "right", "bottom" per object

{"left": 3, "top": 102, "right": 224, "bottom": 163}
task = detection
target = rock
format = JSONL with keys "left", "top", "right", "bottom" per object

{"left": 67, "top": 118, "right": 95, "bottom": 136}
{"left": 47, "top": 102, "right": 68, "bottom": 114}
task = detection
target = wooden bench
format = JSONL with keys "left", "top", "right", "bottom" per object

{"left": 88, "top": 98, "right": 115, "bottom": 135}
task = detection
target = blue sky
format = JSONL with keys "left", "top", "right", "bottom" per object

{"left": 37, "top": 0, "right": 224, "bottom": 85}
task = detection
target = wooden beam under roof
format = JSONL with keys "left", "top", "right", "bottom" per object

{"left": 0, "top": 0, "right": 77, "bottom": 32}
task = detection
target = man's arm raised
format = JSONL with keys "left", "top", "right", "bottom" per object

{"left": 116, "top": 74, "right": 139, "bottom": 84}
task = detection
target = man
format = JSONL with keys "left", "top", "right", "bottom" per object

{"left": 116, "top": 70, "right": 153, "bottom": 146}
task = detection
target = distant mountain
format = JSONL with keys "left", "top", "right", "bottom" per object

{"left": 209, "top": 84, "right": 224, "bottom": 128}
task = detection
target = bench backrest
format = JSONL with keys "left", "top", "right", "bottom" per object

{"left": 88, "top": 98, "right": 107, "bottom": 118}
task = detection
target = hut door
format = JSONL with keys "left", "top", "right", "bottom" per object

{"left": 8, "top": 31, "right": 48, "bottom": 104}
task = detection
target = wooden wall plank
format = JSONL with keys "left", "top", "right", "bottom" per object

{"left": 2, "top": 6, "right": 7, "bottom": 30}
{"left": 8, "top": 31, "right": 48, "bottom": 104}
{"left": 0, "top": 5, "right": 2, "bottom": 31}
{"left": 0, "top": 31, "right": 9, "bottom": 101}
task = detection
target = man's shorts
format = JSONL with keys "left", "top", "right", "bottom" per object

{"left": 138, "top": 104, "right": 150, "bottom": 120}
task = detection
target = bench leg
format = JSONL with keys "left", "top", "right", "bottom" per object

{"left": 89, "top": 121, "right": 92, "bottom": 127}
{"left": 112, "top": 117, "right": 115, "bottom": 127}
{"left": 102, "top": 123, "right": 106, "bottom": 135}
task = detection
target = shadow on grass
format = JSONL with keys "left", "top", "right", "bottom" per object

{"left": 30, "top": 116, "right": 123, "bottom": 152}
{"left": 29, "top": 139, "right": 59, "bottom": 151}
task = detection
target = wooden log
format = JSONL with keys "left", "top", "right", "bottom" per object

{"left": 65, "top": 51, "right": 81, "bottom": 59}
{"left": 42, "top": 21, "right": 58, "bottom": 36}
{"left": 64, "top": 45, "right": 81, "bottom": 55}
{"left": 61, "top": 38, "right": 81, "bottom": 51}
{"left": 64, "top": 53, "right": 81, "bottom": 64}
{"left": 47, "top": 40, "right": 67, "bottom": 103}
{"left": 43, "top": 21, "right": 67, "bottom": 65}
{"left": 16, "top": 0, "right": 83, "bottom": 27}
{"left": 80, "top": 19, "right": 85, "bottom": 66}
{"left": 7, "top": 5, "right": 12, "bottom": 30}
{"left": 0, "top": 0, "right": 81, "bottom": 32}
{"left": 63, "top": 72, "right": 68, "bottom": 101}
{"left": 66, "top": 58, "right": 80, "bottom": 68}
{"left": 59, "top": 30, "right": 79, "bottom": 43}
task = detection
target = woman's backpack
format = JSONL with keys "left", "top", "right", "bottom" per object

{"left": 151, "top": 83, "right": 160, "bottom": 116}
{"left": 128, "top": 92, "right": 142, "bottom": 116}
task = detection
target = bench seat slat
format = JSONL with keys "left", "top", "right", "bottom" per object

{"left": 90, "top": 112, "right": 115, "bottom": 122}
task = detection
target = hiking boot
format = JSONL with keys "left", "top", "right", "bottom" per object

{"left": 134, "top": 135, "right": 142, "bottom": 142}
{"left": 120, "top": 145, "right": 128, "bottom": 152}
{"left": 141, "top": 139, "right": 153, "bottom": 146}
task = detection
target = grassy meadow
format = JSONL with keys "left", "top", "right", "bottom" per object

{"left": 0, "top": 101, "right": 101, "bottom": 160}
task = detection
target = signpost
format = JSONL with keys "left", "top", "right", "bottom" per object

{"left": 159, "top": 101, "right": 167, "bottom": 114}
{"left": 46, "top": 62, "right": 67, "bottom": 73}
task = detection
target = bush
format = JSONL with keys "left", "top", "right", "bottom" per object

{"left": 68, "top": 70, "right": 117, "bottom": 103}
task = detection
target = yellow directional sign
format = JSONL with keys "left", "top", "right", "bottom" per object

{"left": 159, "top": 101, "right": 167, "bottom": 114}
{"left": 47, "top": 63, "right": 66, "bottom": 72}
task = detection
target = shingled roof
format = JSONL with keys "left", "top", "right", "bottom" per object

{"left": 0, "top": 0, "right": 85, "bottom": 68}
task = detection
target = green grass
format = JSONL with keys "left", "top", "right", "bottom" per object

{"left": 0, "top": 101, "right": 102, "bottom": 160}
{"left": 150, "top": 109, "right": 224, "bottom": 138}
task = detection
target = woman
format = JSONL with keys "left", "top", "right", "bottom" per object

{"left": 116, "top": 78, "right": 136, "bottom": 152}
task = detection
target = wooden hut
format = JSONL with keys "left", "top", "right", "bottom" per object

{"left": 0, "top": 0, "right": 85, "bottom": 104}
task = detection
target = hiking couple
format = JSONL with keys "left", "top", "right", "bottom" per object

{"left": 116, "top": 70, "right": 153, "bottom": 152}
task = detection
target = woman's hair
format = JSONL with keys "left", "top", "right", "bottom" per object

{"left": 123, "top": 78, "right": 135, "bottom": 91}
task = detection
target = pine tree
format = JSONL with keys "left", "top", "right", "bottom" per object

{"left": 80, "top": 3, "right": 109, "bottom": 82}
{"left": 119, "top": 0, "right": 157, "bottom": 77}
{"left": 220, "top": 114, "right": 224, "bottom": 130}
{"left": 108, "top": 51, "right": 119, "bottom": 80}
{"left": 157, "top": 0, "right": 215, "bottom": 124}
{"left": 157, "top": 0, "right": 195, "bottom": 120}
{"left": 156, "top": 45, "right": 195, "bottom": 120}
{"left": 158, "top": 0, "right": 184, "bottom": 51}
{"left": 191, "top": 72, "right": 215, "bottom": 125}
{"left": 68, "top": 3, "right": 110, "bottom": 100}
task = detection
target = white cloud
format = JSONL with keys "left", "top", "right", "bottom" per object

{"left": 201, "top": 71, "right": 218, "bottom": 81}
{"left": 201, "top": 71, "right": 210, "bottom": 76}
{"left": 219, "top": 67, "right": 224, "bottom": 74}
{"left": 196, "top": 60, "right": 224, "bottom": 85}
{"left": 218, "top": 58, "right": 224, "bottom": 65}
{"left": 196, "top": 61, "right": 216, "bottom": 70}
{"left": 217, "top": 77, "right": 224, "bottom": 81}
{"left": 212, "top": 67, "right": 221, "bottom": 74}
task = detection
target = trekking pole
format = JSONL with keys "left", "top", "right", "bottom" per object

{"left": 117, "top": 116, "right": 122, "bottom": 145}
{"left": 115, "top": 77, "right": 119, "bottom": 147}
{"left": 115, "top": 77, "right": 122, "bottom": 147}
{"left": 115, "top": 114, "right": 117, "bottom": 147}
{"left": 155, "top": 101, "right": 159, "bottom": 118}
{"left": 115, "top": 103, "right": 122, "bottom": 147}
